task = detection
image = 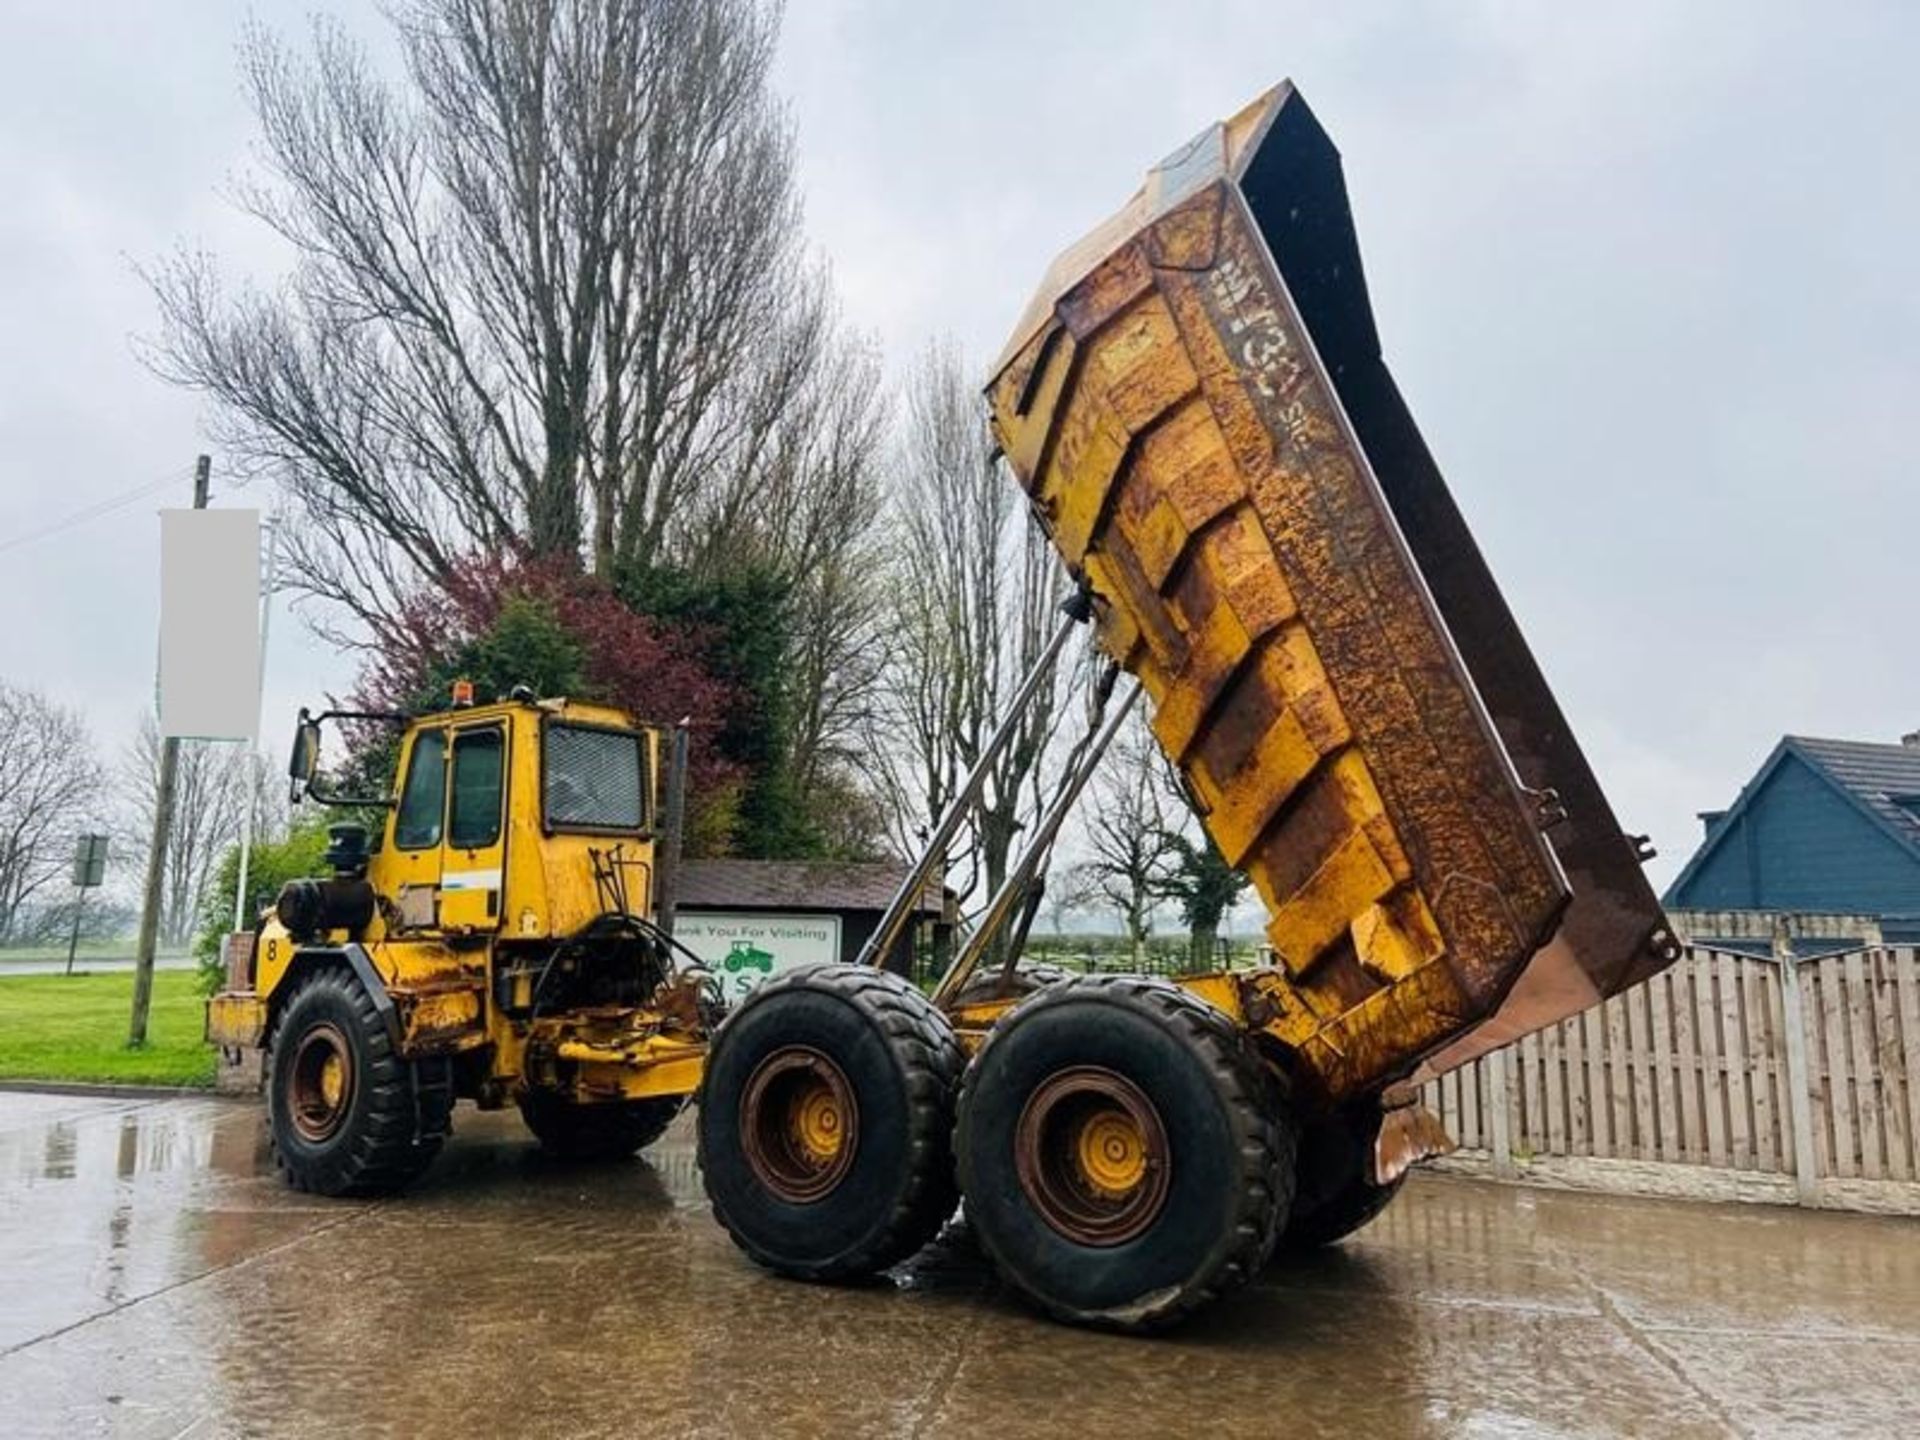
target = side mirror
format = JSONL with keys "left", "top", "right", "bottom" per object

{"left": 288, "top": 711, "right": 321, "bottom": 802}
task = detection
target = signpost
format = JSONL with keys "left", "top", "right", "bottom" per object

{"left": 66, "top": 833, "right": 109, "bottom": 976}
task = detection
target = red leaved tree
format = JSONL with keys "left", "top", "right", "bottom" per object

{"left": 349, "top": 554, "right": 744, "bottom": 852}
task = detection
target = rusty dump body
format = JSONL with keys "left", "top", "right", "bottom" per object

{"left": 988, "top": 82, "right": 1678, "bottom": 1104}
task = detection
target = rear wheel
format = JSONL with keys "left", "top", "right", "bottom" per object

{"left": 949, "top": 959, "right": 1070, "bottom": 1008}
{"left": 266, "top": 966, "right": 452, "bottom": 1196}
{"left": 698, "top": 964, "right": 963, "bottom": 1281}
{"left": 519, "top": 1090, "right": 682, "bottom": 1161}
{"left": 1281, "top": 1105, "right": 1404, "bottom": 1251}
{"left": 954, "top": 975, "right": 1294, "bottom": 1330}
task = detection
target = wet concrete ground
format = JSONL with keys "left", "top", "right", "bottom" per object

{"left": 0, "top": 1093, "right": 1914, "bottom": 1439}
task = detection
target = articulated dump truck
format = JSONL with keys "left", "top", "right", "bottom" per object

{"left": 212, "top": 80, "right": 1675, "bottom": 1334}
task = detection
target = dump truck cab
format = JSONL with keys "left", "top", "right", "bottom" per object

{"left": 209, "top": 690, "right": 713, "bottom": 1194}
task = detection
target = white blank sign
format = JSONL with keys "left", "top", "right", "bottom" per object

{"left": 159, "top": 509, "right": 260, "bottom": 740}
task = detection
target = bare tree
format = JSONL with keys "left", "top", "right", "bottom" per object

{"left": 144, "top": 0, "right": 838, "bottom": 641}
{"left": 1040, "top": 861, "right": 1096, "bottom": 942}
{"left": 678, "top": 327, "right": 894, "bottom": 827}
{"left": 869, "top": 340, "right": 1073, "bottom": 908}
{"left": 0, "top": 684, "right": 103, "bottom": 944}
{"left": 1069, "top": 715, "right": 1182, "bottom": 967}
{"left": 118, "top": 715, "right": 256, "bottom": 950}
{"left": 15, "top": 897, "right": 135, "bottom": 949}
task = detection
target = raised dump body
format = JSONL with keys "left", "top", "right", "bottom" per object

{"left": 988, "top": 82, "right": 1678, "bottom": 1103}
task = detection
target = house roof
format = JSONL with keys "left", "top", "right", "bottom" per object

{"left": 1665, "top": 735, "right": 1920, "bottom": 900}
{"left": 676, "top": 859, "right": 943, "bottom": 916}
{"left": 1790, "top": 736, "right": 1920, "bottom": 851}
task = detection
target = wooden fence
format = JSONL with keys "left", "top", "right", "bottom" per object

{"left": 1423, "top": 943, "right": 1920, "bottom": 1215}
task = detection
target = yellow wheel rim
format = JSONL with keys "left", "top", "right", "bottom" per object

{"left": 319, "top": 1052, "right": 347, "bottom": 1111}
{"left": 1076, "top": 1107, "right": 1148, "bottom": 1197}
{"left": 1015, "top": 1065, "right": 1171, "bottom": 1245}
{"left": 742, "top": 1046, "right": 861, "bottom": 1203}
{"left": 287, "top": 1021, "right": 355, "bottom": 1143}
{"left": 792, "top": 1079, "right": 846, "bottom": 1163}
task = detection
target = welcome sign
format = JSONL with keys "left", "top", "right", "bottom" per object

{"left": 676, "top": 912, "right": 843, "bottom": 1003}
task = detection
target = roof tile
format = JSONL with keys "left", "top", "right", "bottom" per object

{"left": 676, "top": 859, "right": 943, "bottom": 916}
{"left": 1788, "top": 736, "right": 1920, "bottom": 854}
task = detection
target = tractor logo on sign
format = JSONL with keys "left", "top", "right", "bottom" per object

{"left": 725, "top": 940, "right": 776, "bottom": 975}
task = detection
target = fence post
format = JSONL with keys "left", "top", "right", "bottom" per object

{"left": 1773, "top": 921, "right": 1821, "bottom": 1205}
{"left": 1484, "top": 1048, "right": 1516, "bottom": 1177}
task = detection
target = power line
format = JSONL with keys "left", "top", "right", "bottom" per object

{"left": 0, "top": 465, "right": 198, "bottom": 558}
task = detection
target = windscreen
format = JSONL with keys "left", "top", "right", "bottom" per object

{"left": 544, "top": 724, "right": 646, "bottom": 831}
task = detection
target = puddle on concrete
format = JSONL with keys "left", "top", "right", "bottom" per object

{"left": 0, "top": 1094, "right": 1916, "bottom": 1438}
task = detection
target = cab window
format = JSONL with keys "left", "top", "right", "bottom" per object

{"left": 544, "top": 723, "right": 646, "bottom": 832}
{"left": 394, "top": 730, "right": 446, "bottom": 849}
{"left": 448, "top": 728, "right": 505, "bottom": 850}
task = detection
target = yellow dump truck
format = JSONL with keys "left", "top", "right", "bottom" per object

{"left": 212, "top": 80, "right": 1673, "bottom": 1333}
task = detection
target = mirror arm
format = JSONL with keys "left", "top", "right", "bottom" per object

{"left": 305, "top": 778, "right": 399, "bottom": 808}
{"left": 291, "top": 708, "right": 409, "bottom": 808}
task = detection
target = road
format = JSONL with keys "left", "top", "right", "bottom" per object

{"left": 0, "top": 954, "right": 193, "bottom": 977}
{"left": 0, "top": 1091, "right": 1915, "bottom": 1438}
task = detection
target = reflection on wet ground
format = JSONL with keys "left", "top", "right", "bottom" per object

{"left": 0, "top": 1091, "right": 1915, "bottom": 1438}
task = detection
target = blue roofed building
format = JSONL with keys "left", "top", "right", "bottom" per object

{"left": 1664, "top": 734, "right": 1920, "bottom": 950}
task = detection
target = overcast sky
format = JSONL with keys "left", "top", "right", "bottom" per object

{"left": 2, "top": 0, "right": 1917, "bottom": 897}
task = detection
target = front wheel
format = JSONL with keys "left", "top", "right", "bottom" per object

{"left": 520, "top": 1090, "right": 682, "bottom": 1161}
{"left": 697, "top": 964, "right": 963, "bottom": 1281}
{"left": 265, "top": 966, "right": 451, "bottom": 1196}
{"left": 954, "top": 975, "right": 1294, "bottom": 1330}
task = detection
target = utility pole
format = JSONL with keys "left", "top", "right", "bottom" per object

{"left": 129, "top": 455, "right": 209, "bottom": 1046}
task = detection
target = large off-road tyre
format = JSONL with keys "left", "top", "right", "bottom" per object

{"left": 949, "top": 959, "right": 1070, "bottom": 1008}
{"left": 1280, "top": 1104, "right": 1405, "bottom": 1252}
{"left": 265, "top": 966, "right": 453, "bottom": 1196}
{"left": 698, "top": 963, "right": 964, "bottom": 1281}
{"left": 954, "top": 974, "right": 1295, "bottom": 1331}
{"left": 519, "top": 1091, "right": 683, "bottom": 1161}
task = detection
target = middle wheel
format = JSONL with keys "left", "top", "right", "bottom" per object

{"left": 697, "top": 963, "right": 963, "bottom": 1281}
{"left": 955, "top": 974, "right": 1295, "bottom": 1330}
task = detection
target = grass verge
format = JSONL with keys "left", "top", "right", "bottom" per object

{"left": 0, "top": 970, "right": 215, "bottom": 1088}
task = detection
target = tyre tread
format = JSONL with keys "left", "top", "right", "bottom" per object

{"left": 699, "top": 964, "right": 963, "bottom": 1281}
{"left": 949, "top": 959, "right": 1071, "bottom": 1008}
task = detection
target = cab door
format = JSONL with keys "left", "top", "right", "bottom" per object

{"left": 387, "top": 726, "right": 448, "bottom": 924}
{"left": 438, "top": 721, "right": 508, "bottom": 931}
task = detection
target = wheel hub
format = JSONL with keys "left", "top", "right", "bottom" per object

{"left": 741, "top": 1046, "right": 860, "bottom": 1203}
{"left": 1077, "top": 1108, "right": 1149, "bottom": 1197}
{"left": 1015, "top": 1066, "right": 1170, "bottom": 1245}
{"left": 287, "top": 1022, "right": 355, "bottom": 1143}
